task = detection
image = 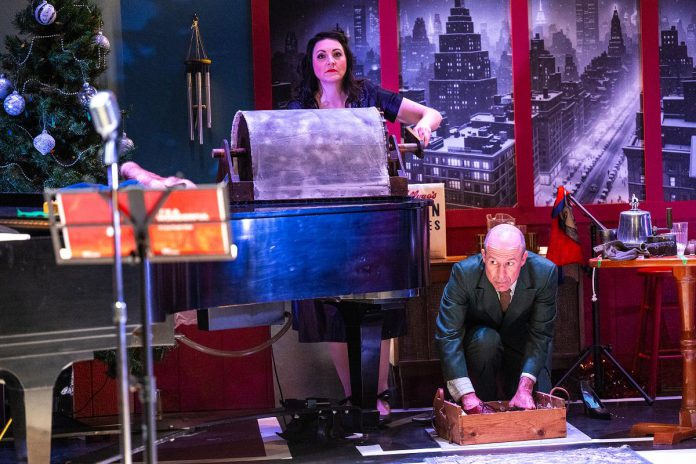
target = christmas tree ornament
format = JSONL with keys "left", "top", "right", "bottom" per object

{"left": 77, "top": 82, "right": 97, "bottom": 106}
{"left": 93, "top": 31, "right": 110, "bottom": 51}
{"left": 0, "top": 74, "right": 12, "bottom": 100}
{"left": 4, "top": 91, "right": 26, "bottom": 116}
{"left": 34, "top": 1, "right": 57, "bottom": 26}
{"left": 185, "top": 14, "right": 212, "bottom": 145}
{"left": 33, "top": 129, "right": 56, "bottom": 155}
{"left": 119, "top": 132, "right": 135, "bottom": 154}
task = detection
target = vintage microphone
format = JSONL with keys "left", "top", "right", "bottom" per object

{"left": 89, "top": 91, "right": 134, "bottom": 464}
{"left": 89, "top": 90, "right": 121, "bottom": 164}
{"left": 91, "top": 91, "right": 159, "bottom": 463}
{"left": 89, "top": 90, "right": 120, "bottom": 137}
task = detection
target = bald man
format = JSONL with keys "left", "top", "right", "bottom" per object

{"left": 435, "top": 224, "right": 558, "bottom": 413}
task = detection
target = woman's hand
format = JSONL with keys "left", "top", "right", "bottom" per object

{"left": 396, "top": 97, "right": 442, "bottom": 148}
{"left": 414, "top": 121, "right": 433, "bottom": 147}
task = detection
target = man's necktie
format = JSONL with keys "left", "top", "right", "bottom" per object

{"left": 500, "top": 289, "right": 512, "bottom": 312}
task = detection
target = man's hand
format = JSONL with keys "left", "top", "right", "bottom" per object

{"left": 508, "top": 376, "right": 536, "bottom": 410}
{"left": 461, "top": 392, "right": 488, "bottom": 414}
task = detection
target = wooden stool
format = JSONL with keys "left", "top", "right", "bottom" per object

{"left": 632, "top": 267, "right": 682, "bottom": 398}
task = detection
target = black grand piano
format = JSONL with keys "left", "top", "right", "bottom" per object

{"left": 0, "top": 107, "right": 431, "bottom": 463}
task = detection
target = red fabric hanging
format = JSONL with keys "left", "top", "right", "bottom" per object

{"left": 546, "top": 186, "right": 584, "bottom": 266}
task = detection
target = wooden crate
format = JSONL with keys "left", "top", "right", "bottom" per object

{"left": 433, "top": 388, "right": 567, "bottom": 445}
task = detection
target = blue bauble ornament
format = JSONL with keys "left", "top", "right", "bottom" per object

{"left": 119, "top": 132, "right": 135, "bottom": 155}
{"left": 77, "top": 82, "right": 97, "bottom": 107}
{"left": 33, "top": 129, "right": 56, "bottom": 155}
{"left": 0, "top": 74, "right": 12, "bottom": 100}
{"left": 4, "top": 91, "right": 25, "bottom": 116}
{"left": 93, "top": 31, "right": 111, "bottom": 51}
{"left": 34, "top": 1, "right": 57, "bottom": 26}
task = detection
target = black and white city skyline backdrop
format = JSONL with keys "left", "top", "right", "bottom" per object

{"left": 268, "top": 0, "right": 696, "bottom": 209}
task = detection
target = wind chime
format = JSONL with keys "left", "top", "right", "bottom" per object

{"left": 185, "top": 14, "right": 212, "bottom": 145}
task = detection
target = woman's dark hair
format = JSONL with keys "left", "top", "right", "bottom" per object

{"left": 295, "top": 30, "right": 362, "bottom": 107}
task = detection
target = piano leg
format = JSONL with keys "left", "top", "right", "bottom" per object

{"left": 3, "top": 353, "right": 93, "bottom": 464}
{"left": 340, "top": 301, "right": 390, "bottom": 433}
{"left": 3, "top": 375, "right": 28, "bottom": 463}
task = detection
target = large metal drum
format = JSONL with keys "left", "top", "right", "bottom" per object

{"left": 231, "top": 107, "right": 390, "bottom": 201}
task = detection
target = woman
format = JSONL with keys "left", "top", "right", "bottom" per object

{"left": 289, "top": 30, "right": 441, "bottom": 144}
{"left": 289, "top": 30, "right": 442, "bottom": 422}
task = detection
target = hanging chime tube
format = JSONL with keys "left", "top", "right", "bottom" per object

{"left": 196, "top": 71, "right": 203, "bottom": 144}
{"left": 187, "top": 71, "right": 194, "bottom": 141}
{"left": 185, "top": 53, "right": 211, "bottom": 144}
{"left": 205, "top": 68, "right": 212, "bottom": 129}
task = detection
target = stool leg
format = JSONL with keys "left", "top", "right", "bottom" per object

{"left": 633, "top": 275, "right": 653, "bottom": 376}
{"left": 648, "top": 277, "right": 663, "bottom": 399}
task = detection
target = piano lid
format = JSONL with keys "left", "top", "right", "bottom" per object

{"left": 151, "top": 196, "right": 430, "bottom": 312}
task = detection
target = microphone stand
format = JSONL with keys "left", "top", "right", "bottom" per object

{"left": 554, "top": 192, "right": 652, "bottom": 404}
{"left": 104, "top": 132, "right": 133, "bottom": 464}
{"left": 126, "top": 189, "right": 164, "bottom": 464}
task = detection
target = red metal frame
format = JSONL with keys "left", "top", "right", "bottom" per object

{"left": 251, "top": 0, "right": 272, "bottom": 110}
{"left": 639, "top": 0, "right": 663, "bottom": 203}
{"left": 379, "top": 0, "right": 401, "bottom": 138}
{"left": 510, "top": 0, "right": 534, "bottom": 209}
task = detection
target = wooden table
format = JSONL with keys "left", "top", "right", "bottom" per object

{"left": 589, "top": 255, "right": 696, "bottom": 444}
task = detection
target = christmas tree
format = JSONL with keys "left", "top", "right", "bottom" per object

{"left": 0, "top": 0, "right": 116, "bottom": 192}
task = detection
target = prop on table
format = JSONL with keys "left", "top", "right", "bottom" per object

{"left": 616, "top": 194, "right": 653, "bottom": 246}
{"left": 432, "top": 388, "right": 567, "bottom": 445}
{"left": 593, "top": 194, "right": 677, "bottom": 258}
{"left": 185, "top": 14, "right": 212, "bottom": 145}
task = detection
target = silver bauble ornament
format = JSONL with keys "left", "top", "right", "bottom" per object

{"left": 34, "top": 1, "right": 57, "bottom": 26}
{"left": 119, "top": 132, "right": 135, "bottom": 155}
{"left": 4, "top": 91, "right": 25, "bottom": 116}
{"left": 93, "top": 31, "right": 111, "bottom": 51}
{"left": 0, "top": 74, "right": 12, "bottom": 100}
{"left": 33, "top": 129, "right": 56, "bottom": 156}
{"left": 77, "top": 82, "right": 97, "bottom": 107}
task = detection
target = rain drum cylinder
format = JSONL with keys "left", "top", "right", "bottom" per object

{"left": 231, "top": 108, "right": 391, "bottom": 201}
